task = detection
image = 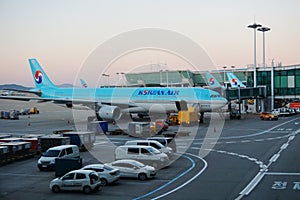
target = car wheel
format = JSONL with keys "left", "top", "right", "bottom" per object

{"left": 83, "top": 186, "right": 92, "bottom": 194}
{"left": 138, "top": 173, "right": 147, "bottom": 181}
{"left": 52, "top": 185, "right": 60, "bottom": 193}
{"left": 100, "top": 178, "right": 108, "bottom": 186}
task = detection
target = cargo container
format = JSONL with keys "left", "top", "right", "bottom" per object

{"left": 62, "top": 132, "right": 95, "bottom": 151}
{"left": 38, "top": 135, "right": 70, "bottom": 152}
{"left": 87, "top": 121, "right": 108, "bottom": 134}
{"left": 22, "top": 138, "right": 39, "bottom": 151}
{"left": 0, "top": 135, "right": 12, "bottom": 139}
{"left": 1, "top": 111, "right": 10, "bottom": 119}
{"left": 128, "top": 122, "right": 153, "bottom": 137}
{"left": 0, "top": 146, "right": 9, "bottom": 160}
{"left": 19, "top": 108, "right": 30, "bottom": 115}
{"left": 0, "top": 142, "right": 31, "bottom": 158}
{"left": 9, "top": 110, "right": 19, "bottom": 120}
{"left": 0, "top": 137, "right": 24, "bottom": 143}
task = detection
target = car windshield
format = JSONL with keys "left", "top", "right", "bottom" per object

{"left": 132, "top": 161, "right": 145, "bottom": 168}
{"left": 43, "top": 150, "right": 60, "bottom": 157}
{"left": 104, "top": 165, "right": 114, "bottom": 171}
{"left": 148, "top": 147, "right": 160, "bottom": 154}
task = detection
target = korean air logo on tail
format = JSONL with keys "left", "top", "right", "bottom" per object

{"left": 35, "top": 70, "right": 43, "bottom": 84}
{"left": 209, "top": 78, "right": 215, "bottom": 85}
{"left": 231, "top": 78, "right": 238, "bottom": 86}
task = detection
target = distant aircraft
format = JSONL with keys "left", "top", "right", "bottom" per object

{"left": 226, "top": 72, "right": 246, "bottom": 88}
{"left": 80, "top": 79, "right": 88, "bottom": 88}
{"left": 204, "top": 72, "right": 223, "bottom": 88}
{"left": 0, "top": 59, "right": 227, "bottom": 121}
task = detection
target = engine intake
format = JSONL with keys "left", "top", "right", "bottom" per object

{"left": 98, "top": 106, "right": 121, "bottom": 121}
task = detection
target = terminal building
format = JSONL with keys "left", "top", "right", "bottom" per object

{"left": 124, "top": 64, "right": 300, "bottom": 112}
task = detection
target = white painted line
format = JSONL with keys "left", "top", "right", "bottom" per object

{"left": 269, "top": 154, "right": 280, "bottom": 163}
{"left": 152, "top": 152, "right": 208, "bottom": 200}
{"left": 239, "top": 171, "right": 266, "bottom": 196}
{"left": 289, "top": 135, "right": 295, "bottom": 141}
{"left": 225, "top": 141, "right": 238, "bottom": 144}
{"left": 254, "top": 139, "right": 264, "bottom": 142}
{"left": 280, "top": 143, "right": 288, "bottom": 150}
{"left": 241, "top": 140, "right": 250, "bottom": 143}
{"left": 94, "top": 141, "right": 108, "bottom": 145}
{"left": 265, "top": 172, "right": 300, "bottom": 176}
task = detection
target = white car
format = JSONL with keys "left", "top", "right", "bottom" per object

{"left": 50, "top": 170, "right": 101, "bottom": 194}
{"left": 106, "top": 159, "right": 156, "bottom": 181}
{"left": 125, "top": 140, "right": 173, "bottom": 158}
{"left": 81, "top": 164, "right": 120, "bottom": 186}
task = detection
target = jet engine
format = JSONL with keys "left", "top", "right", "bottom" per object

{"left": 98, "top": 106, "right": 121, "bottom": 121}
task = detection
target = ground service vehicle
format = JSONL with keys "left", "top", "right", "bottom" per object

{"left": 107, "top": 159, "right": 156, "bottom": 180}
{"left": 259, "top": 112, "right": 279, "bottom": 121}
{"left": 50, "top": 170, "right": 101, "bottom": 194}
{"left": 125, "top": 140, "right": 173, "bottom": 158}
{"left": 115, "top": 145, "right": 169, "bottom": 169}
{"left": 81, "top": 164, "right": 120, "bottom": 186}
{"left": 38, "top": 145, "right": 79, "bottom": 171}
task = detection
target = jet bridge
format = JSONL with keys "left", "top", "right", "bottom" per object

{"left": 225, "top": 86, "right": 267, "bottom": 119}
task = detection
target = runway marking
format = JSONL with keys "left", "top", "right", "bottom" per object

{"left": 205, "top": 149, "right": 267, "bottom": 169}
{"left": 269, "top": 154, "right": 280, "bottom": 163}
{"left": 236, "top": 128, "right": 300, "bottom": 199}
{"left": 265, "top": 172, "right": 300, "bottom": 176}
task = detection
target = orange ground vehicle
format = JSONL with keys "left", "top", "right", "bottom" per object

{"left": 259, "top": 112, "right": 278, "bottom": 121}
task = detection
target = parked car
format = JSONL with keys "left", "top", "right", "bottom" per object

{"left": 106, "top": 159, "right": 156, "bottom": 180}
{"left": 49, "top": 169, "right": 101, "bottom": 194}
{"left": 124, "top": 140, "right": 173, "bottom": 158}
{"left": 115, "top": 145, "right": 169, "bottom": 169}
{"left": 259, "top": 112, "right": 279, "bottom": 121}
{"left": 81, "top": 164, "right": 120, "bottom": 186}
{"left": 38, "top": 145, "right": 79, "bottom": 171}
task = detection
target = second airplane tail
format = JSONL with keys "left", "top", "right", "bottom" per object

{"left": 226, "top": 72, "right": 246, "bottom": 88}
{"left": 29, "top": 58, "right": 57, "bottom": 89}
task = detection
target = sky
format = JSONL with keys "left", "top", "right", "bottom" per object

{"left": 0, "top": 0, "right": 300, "bottom": 86}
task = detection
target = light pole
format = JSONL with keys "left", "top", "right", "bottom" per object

{"left": 231, "top": 65, "right": 235, "bottom": 72}
{"left": 258, "top": 26, "right": 271, "bottom": 68}
{"left": 223, "top": 66, "right": 227, "bottom": 86}
{"left": 247, "top": 22, "right": 262, "bottom": 87}
{"left": 116, "top": 72, "right": 125, "bottom": 87}
{"left": 248, "top": 22, "right": 262, "bottom": 113}
{"left": 102, "top": 73, "right": 110, "bottom": 87}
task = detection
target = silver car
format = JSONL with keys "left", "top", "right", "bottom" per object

{"left": 49, "top": 170, "right": 101, "bottom": 194}
{"left": 107, "top": 159, "right": 156, "bottom": 181}
{"left": 81, "top": 164, "right": 120, "bottom": 186}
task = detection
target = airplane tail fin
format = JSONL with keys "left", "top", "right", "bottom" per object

{"left": 80, "top": 79, "right": 88, "bottom": 88}
{"left": 204, "top": 72, "right": 222, "bottom": 88}
{"left": 226, "top": 72, "right": 246, "bottom": 88}
{"left": 29, "top": 58, "right": 56, "bottom": 89}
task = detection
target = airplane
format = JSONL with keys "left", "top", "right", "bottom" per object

{"left": 226, "top": 72, "right": 246, "bottom": 88}
{"left": 0, "top": 58, "right": 228, "bottom": 122}
{"left": 80, "top": 79, "right": 88, "bottom": 88}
